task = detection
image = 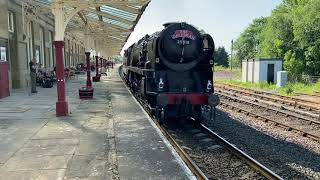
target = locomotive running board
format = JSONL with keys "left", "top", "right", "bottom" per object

{"left": 128, "top": 66, "right": 154, "bottom": 75}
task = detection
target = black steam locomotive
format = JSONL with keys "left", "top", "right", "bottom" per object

{"left": 122, "top": 22, "right": 219, "bottom": 123}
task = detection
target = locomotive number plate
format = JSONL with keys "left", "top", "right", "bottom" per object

{"left": 177, "top": 40, "right": 190, "bottom": 45}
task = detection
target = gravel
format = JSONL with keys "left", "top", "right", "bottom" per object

{"left": 220, "top": 96, "right": 320, "bottom": 137}
{"left": 166, "top": 121, "right": 266, "bottom": 180}
{"left": 202, "top": 105, "right": 320, "bottom": 179}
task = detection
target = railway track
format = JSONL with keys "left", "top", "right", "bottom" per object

{"left": 154, "top": 112, "right": 282, "bottom": 180}
{"left": 216, "top": 88, "right": 320, "bottom": 120}
{"left": 216, "top": 89, "right": 320, "bottom": 121}
{"left": 218, "top": 92, "right": 320, "bottom": 142}
{"left": 192, "top": 121, "right": 282, "bottom": 179}
{"left": 295, "top": 91, "right": 320, "bottom": 98}
{"left": 215, "top": 83, "right": 320, "bottom": 115}
{"left": 157, "top": 122, "right": 208, "bottom": 179}
{"left": 119, "top": 67, "right": 282, "bottom": 180}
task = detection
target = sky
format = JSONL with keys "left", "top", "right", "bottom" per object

{"left": 121, "top": 0, "right": 282, "bottom": 55}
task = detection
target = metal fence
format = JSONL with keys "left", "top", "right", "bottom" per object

{"left": 301, "top": 75, "right": 320, "bottom": 84}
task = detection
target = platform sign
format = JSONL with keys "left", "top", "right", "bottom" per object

{"left": 0, "top": 47, "right": 6, "bottom": 61}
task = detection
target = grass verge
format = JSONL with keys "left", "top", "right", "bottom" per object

{"left": 215, "top": 79, "right": 320, "bottom": 96}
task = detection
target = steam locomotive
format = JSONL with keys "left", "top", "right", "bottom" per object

{"left": 121, "top": 22, "right": 219, "bottom": 123}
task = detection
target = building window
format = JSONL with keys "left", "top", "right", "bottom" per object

{"left": 8, "top": 11, "right": 14, "bottom": 33}
{"left": 48, "top": 31, "right": 53, "bottom": 67}
{"left": 27, "top": 21, "right": 34, "bottom": 63}
{"left": 39, "top": 27, "right": 45, "bottom": 67}
{"left": 0, "top": 46, "right": 7, "bottom": 61}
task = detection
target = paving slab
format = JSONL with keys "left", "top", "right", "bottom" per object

{"left": 14, "top": 144, "right": 76, "bottom": 156}
{"left": 2, "top": 155, "right": 72, "bottom": 171}
{"left": 75, "top": 136, "right": 109, "bottom": 156}
{"left": 108, "top": 68, "right": 193, "bottom": 180}
{"left": 64, "top": 155, "right": 112, "bottom": 179}
{"left": 0, "top": 169, "right": 66, "bottom": 180}
{"left": 24, "top": 138, "right": 79, "bottom": 147}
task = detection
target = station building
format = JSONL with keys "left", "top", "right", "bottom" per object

{"left": 0, "top": 0, "right": 150, "bottom": 117}
{"left": 0, "top": 2, "right": 200, "bottom": 179}
{"left": 0, "top": 0, "right": 85, "bottom": 90}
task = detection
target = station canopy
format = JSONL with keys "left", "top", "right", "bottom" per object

{"left": 23, "top": 0, "right": 150, "bottom": 56}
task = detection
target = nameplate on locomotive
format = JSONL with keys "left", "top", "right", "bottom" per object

{"left": 171, "top": 30, "right": 196, "bottom": 40}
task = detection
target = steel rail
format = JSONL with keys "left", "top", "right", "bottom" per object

{"left": 295, "top": 92, "right": 320, "bottom": 98}
{"left": 219, "top": 99, "right": 320, "bottom": 142}
{"left": 199, "top": 123, "right": 283, "bottom": 180}
{"left": 156, "top": 122, "right": 209, "bottom": 180}
{"left": 215, "top": 83, "right": 320, "bottom": 111}
{"left": 216, "top": 89, "right": 320, "bottom": 119}
{"left": 217, "top": 92, "right": 320, "bottom": 126}
{"left": 215, "top": 83, "right": 320, "bottom": 105}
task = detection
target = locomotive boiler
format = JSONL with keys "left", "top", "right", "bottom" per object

{"left": 122, "top": 22, "right": 219, "bottom": 123}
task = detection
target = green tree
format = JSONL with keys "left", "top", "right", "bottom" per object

{"left": 214, "top": 46, "right": 229, "bottom": 67}
{"left": 234, "top": 0, "right": 320, "bottom": 81}
{"left": 259, "top": 4, "right": 295, "bottom": 58}
{"left": 291, "top": 0, "right": 320, "bottom": 76}
{"left": 233, "top": 17, "right": 268, "bottom": 65}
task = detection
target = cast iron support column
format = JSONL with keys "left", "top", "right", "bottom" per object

{"left": 95, "top": 56, "right": 99, "bottom": 77}
{"left": 111, "top": 59, "right": 114, "bottom": 69}
{"left": 54, "top": 41, "right": 68, "bottom": 116}
{"left": 85, "top": 52, "right": 92, "bottom": 87}
{"left": 100, "top": 57, "right": 103, "bottom": 71}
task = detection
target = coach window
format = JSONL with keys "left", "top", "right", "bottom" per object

{"left": 8, "top": 11, "right": 14, "bottom": 33}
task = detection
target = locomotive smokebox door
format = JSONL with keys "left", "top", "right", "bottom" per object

{"left": 158, "top": 23, "right": 203, "bottom": 72}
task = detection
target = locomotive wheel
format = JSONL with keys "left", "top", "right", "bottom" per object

{"left": 160, "top": 109, "right": 165, "bottom": 124}
{"left": 155, "top": 108, "right": 161, "bottom": 124}
{"left": 156, "top": 107, "right": 167, "bottom": 125}
{"left": 210, "top": 106, "right": 217, "bottom": 121}
{"left": 193, "top": 105, "right": 202, "bottom": 123}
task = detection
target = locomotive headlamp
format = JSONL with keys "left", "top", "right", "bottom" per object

{"left": 159, "top": 78, "right": 164, "bottom": 90}
{"left": 206, "top": 80, "right": 212, "bottom": 92}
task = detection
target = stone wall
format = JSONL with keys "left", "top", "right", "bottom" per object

{"left": 0, "top": 0, "right": 85, "bottom": 89}
{"left": 0, "top": 0, "right": 11, "bottom": 90}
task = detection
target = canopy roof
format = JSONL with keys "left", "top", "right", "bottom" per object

{"left": 24, "top": 0, "right": 150, "bottom": 56}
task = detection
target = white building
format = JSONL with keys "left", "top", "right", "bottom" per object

{"left": 242, "top": 58, "right": 283, "bottom": 84}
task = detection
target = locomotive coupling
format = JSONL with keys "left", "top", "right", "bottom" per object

{"left": 208, "top": 94, "right": 220, "bottom": 107}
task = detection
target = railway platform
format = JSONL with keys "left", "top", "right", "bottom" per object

{"left": 0, "top": 67, "right": 193, "bottom": 180}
